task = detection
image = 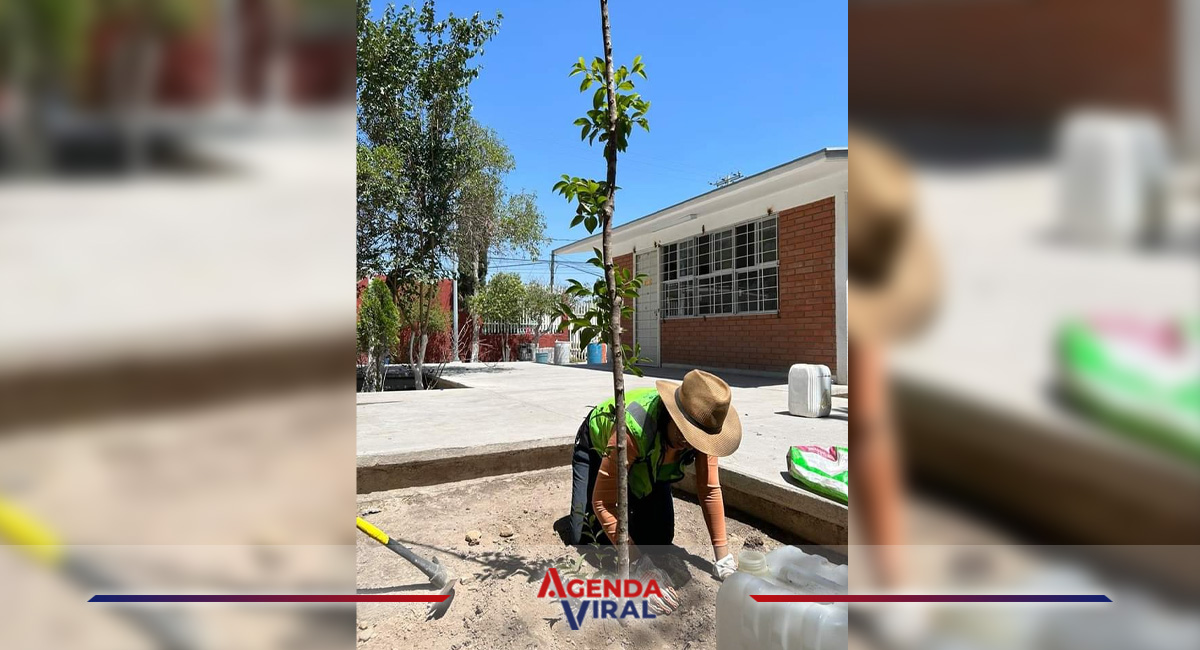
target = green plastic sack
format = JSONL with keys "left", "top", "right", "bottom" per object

{"left": 1058, "top": 316, "right": 1200, "bottom": 463}
{"left": 787, "top": 445, "right": 848, "bottom": 503}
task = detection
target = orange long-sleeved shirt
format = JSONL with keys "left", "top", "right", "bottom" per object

{"left": 591, "top": 432, "right": 727, "bottom": 549}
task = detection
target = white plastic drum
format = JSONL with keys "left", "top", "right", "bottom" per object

{"left": 553, "top": 341, "right": 572, "bottom": 365}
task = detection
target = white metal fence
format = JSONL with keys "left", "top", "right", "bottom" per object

{"left": 476, "top": 296, "right": 599, "bottom": 363}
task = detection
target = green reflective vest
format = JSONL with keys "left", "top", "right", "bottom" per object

{"left": 587, "top": 387, "right": 696, "bottom": 498}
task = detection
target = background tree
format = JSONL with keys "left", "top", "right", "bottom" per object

{"left": 553, "top": 0, "right": 651, "bottom": 579}
{"left": 396, "top": 282, "right": 453, "bottom": 385}
{"left": 356, "top": 0, "right": 500, "bottom": 387}
{"left": 357, "top": 278, "right": 400, "bottom": 392}
{"left": 454, "top": 120, "right": 547, "bottom": 362}
{"left": 470, "top": 272, "right": 526, "bottom": 361}
{"left": 522, "top": 280, "right": 562, "bottom": 350}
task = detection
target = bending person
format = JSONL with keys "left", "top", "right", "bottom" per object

{"left": 566, "top": 370, "right": 742, "bottom": 614}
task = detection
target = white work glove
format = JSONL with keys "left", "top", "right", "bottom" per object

{"left": 633, "top": 555, "right": 680, "bottom": 615}
{"left": 714, "top": 553, "right": 738, "bottom": 581}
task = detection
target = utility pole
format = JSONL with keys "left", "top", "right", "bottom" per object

{"left": 549, "top": 252, "right": 556, "bottom": 290}
{"left": 452, "top": 256, "right": 460, "bottom": 362}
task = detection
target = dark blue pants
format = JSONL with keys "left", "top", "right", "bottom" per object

{"left": 567, "top": 416, "right": 675, "bottom": 547}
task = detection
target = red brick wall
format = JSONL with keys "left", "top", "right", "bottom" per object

{"left": 657, "top": 197, "right": 837, "bottom": 375}
{"left": 850, "top": 0, "right": 1174, "bottom": 123}
{"left": 614, "top": 253, "right": 635, "bottom": 345}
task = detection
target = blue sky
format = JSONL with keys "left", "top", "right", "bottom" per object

{"left": 367, "top": 0, "right": 847, "bottom": 284}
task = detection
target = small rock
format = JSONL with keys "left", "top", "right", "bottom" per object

{"left": 475, "top": 604, "right": 483, "bottom": 616}
{"left": 359, "top": 508, "right": 381, "bottom": 517}
{"left": 512, "top": 606, "right": 519, "bottom": 614}
{"left": 357, "top": 628, "right": 373, "bottom": 642}
{"left": 465, "top": 530, "right": 482, "bottom": 545}
{"left": 744, "top": 533, "right": 766, "bottom": 549}
{"left": 499, "top": 524, "right": 515, "bottom": 538}
{"left": 358, "top": 622, "right": 369, "bottom": 630}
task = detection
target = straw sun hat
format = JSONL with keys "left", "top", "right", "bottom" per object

{"left": 848, "top": 129, "right": 940, "bottom": 343}
{"left": 656, "top": 370, "right": 742, "bottom": 457}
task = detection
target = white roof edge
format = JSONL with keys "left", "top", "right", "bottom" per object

{"left": 551, "top": 147, "right": 847, "bottom": 256}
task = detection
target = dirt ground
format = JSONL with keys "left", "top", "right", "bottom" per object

{"left": 356, "top": 467, "right": 828, "bottom": 649}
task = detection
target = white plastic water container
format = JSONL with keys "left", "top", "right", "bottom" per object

{"left": 788, "top": 364, "right": 832, "bottom": 418}
{"left": 717, "top": 547, "right": 848, "bottom": 650}
{"left": 553, "top": 341, "right": 572, "bottom": 365}
{"left": 1058, "top": 110, "right": 1168, "bottom": 245}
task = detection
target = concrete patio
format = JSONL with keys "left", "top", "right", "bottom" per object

{"left": 357, "top": 361, "right": 849, "bottom": 546}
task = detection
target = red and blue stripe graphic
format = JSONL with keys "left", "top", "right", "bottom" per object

{"left": 89, "top": 594, "right": 1108, "bottom": 603}
{"left": 750, "top": 595, "right": 1112, "bottom": 603}
{"left": 89, "top": 595, "right": 450, "bottom": 603}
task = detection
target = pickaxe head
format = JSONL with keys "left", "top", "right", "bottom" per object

{"left": 425, "top": 577, "right": 457, "bottom": 620}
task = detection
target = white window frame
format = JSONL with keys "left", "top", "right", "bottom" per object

{"left": 661, "top": 214, "right": 779, "bottom": 319}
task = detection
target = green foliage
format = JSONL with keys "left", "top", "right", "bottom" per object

{"left": 356, "top": 0, "right": 501, "bottom": 286}
{"left": 552, "top": 54, "right": 652, "bottom": 375}
{"left": 471, "top": 272, "right": 526, "bottom": 325}
{"left": 569, "top": 55, "right": 650, "bottom": 152}
{"left": 397, "top": 289, "right": 451, "bottom": 335}
{"left": 498, "top": 190, "right": 548, "bottom": 260}
{"left": 0, "top": 0, "right": 204, "bottom": 87}
{"left": 357, "top": 279, "right": 401, "bottom": 354}
{"left": 455, "top": 119, "right": 547, "bottom": 299}
{"left": 558, "top": 261, "right": 651, "bottom": 377}
{"left": 550, "top": 55, "right": 650, "bottom": 234}
{"left": 558, "top": 512, "right": 617, "bottom": 578}
{"left": 523, "top": 280, "right": 560, "bottom": 321}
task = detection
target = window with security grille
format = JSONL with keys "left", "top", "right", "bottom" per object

{"left": 659, "top": 214, "right": 779, "bottom": 318}
{"left": 697, "top": 273, "right": 734, "bottom": 315}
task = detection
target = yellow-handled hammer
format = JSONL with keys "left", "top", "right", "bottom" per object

{"left": 356, "top": 517, "right": 457, "bottom": 619}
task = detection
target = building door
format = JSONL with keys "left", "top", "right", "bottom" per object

{"left": 634, "top": 249, "right": 661, "bottom": 366}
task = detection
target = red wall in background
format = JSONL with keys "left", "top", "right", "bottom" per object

{"left": 357, "top": 276, "right": 567, "bottom": 365}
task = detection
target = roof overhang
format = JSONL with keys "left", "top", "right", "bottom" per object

{"left": 552, "top": 147, "right": 847, "bottom": 258}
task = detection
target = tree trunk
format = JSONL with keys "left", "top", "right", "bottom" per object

{"left": 598, "top": 0, "right": 630, "bottom": 581}
{"left": 409, "top": 329, "right": 422, "bottom": 390}
{"left": 364, "top": 347, "right": 376, "bottom": 392}
{"left": 367, "top": 344, "right": 386, "bottom": 392}
{"left": 413, "top": 339, "right": 425, "bottom": 390}
{"left": 416, "top": 333, "right": 429, "bottom": 388}
{"left": 413, "top": 283, "right": 429, "bottom": 390}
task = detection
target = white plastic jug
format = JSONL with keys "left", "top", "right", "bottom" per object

{"left": 716, "top": 547, "right": 848, "bottom": 650}
{"left": 788, "top": 364, "right": 832, "bottom": 418}
{"left": 1058, "top": 110, "right": 1168, "bottom": 246}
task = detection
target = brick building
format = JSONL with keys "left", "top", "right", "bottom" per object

{"left": 553, "top": 148, "right": 847, "bottom": 382}
{"left": 849, "top": 0, "right": 1200, "bottom": 154}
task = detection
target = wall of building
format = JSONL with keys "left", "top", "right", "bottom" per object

{"left": 849, "top": 0, "right": 1175, "bottom": 123}
{"left": 619, "top": 196, "right": 837, "bottom": 376}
